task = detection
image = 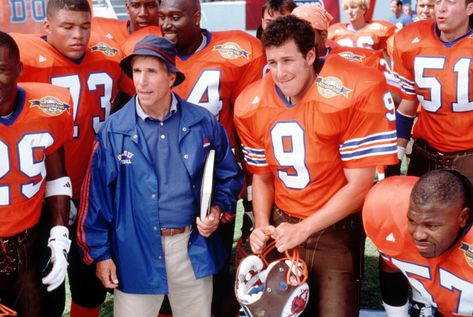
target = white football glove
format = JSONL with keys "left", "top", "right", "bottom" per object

{"left": 42, "top": 226, "right": 71, "bottom": 292}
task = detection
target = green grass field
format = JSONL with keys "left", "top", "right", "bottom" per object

{"left": 62, "top": 205, "right": 383, "bottom": 316}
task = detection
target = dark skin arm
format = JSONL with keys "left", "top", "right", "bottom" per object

{"left": 111, "top": 91, "right": 132, "bottom": 114}
{"left": 44, "top": 146, "right": 70, "bottom": 226}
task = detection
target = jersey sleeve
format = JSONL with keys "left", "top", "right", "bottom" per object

{"left": 338, "top": 71, "right": 398, "bottom": 168}
{"left": 392, "top": 29, "right": 417, "bottom": 100}
{"left": 231, "top": 38, "right": 266, "bottom": 104}
{"left": 362, "top": 176, "right": 418, "bottom": 257}
{"left": 234, "top": 83, "right": 271, "bottom": 175}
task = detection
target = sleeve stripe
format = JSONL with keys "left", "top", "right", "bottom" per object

{"left": 340, "top": 144, "right": 398, "bottom": 161}
{"left": 394, "top": 72, "right": 416, "bottom": 95}
{"left": 340, "top": 131, "right": 397, "bottom": 149}
{"left": 241, "top": 145, "right": 265, "bottom": 156}
{"left": 244, "top": 156, "right": 268, "bottom": 167}
{"left": 242, "top": 144, "right": 268, "bottom": 166}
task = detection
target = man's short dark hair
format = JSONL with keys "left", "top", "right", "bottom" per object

{"left": 261, "top": 0, "right": 297, "bottom": 17}
{"left": 0, "top": 31, "right": 20, "bottom": 63}
{"left": 261, "top": 15, "right": 315, "bottom": 57}
{"left": 47, "top": 0, "right": 91, "bottom": 18}
{"left": 411, "top": 170, "right": 470, "bottom": 211}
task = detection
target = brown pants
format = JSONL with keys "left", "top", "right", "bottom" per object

{"left": 408, "top": 139, "right": 473, "bottom": 183}
{"left": 271, "top": 208, "right": 364, "bottom": 317}
{"left": 0, "top": 227, "right": 45, "bottom": 317}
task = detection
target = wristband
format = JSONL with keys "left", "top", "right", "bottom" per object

{"left": 395, "top": 110, "right": 415, "bottom": 140}
{"left": 45, "top": 176, "right": 72, "bottom": 198}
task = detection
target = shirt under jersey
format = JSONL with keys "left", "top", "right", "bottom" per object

{"left": 135, "top": 93, "right": 196, "bottom": 228}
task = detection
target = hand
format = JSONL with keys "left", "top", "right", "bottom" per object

{"left": 196, "top": 206, "right": 220, "bottom": 237}
{"left": 42, "top": 226, "right": 71, "bottom": 292}
{"left": 273, "top": 222, "right": 309, "bottom": 253}
{"left": 249, "top": 226, "right": 274, "bottom": 254}
{"left": 96, "top": 259, "right": 119, "bottom": 289}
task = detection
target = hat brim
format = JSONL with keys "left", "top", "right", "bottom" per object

{"left": 120, "top": 53, "right": 185, "bottom": 87}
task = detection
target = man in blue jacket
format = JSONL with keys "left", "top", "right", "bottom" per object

{"left": 77, "top": 35, "right": 243, "bottom": 317}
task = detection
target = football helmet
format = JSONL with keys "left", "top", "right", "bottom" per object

{"left": 235, "top": 241, "right": 309, "bottom": 317}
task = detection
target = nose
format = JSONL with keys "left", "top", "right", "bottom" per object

{"left": 412, "top": 225, "right": 428, "bottom": 241}
{"left": 138, "top": 5, "right": 148, "bottom": 16}
{"left": 160, "top": 16, "right": 171, "bottom": 29}
{"left": 134, "top": 71, "right": 147, "bottom": 87}
{"left": 436, "top": 0, "right": 446, "bottom": 11}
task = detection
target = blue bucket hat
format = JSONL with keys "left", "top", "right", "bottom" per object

{"left": 120, "top": 35, "right": 185, "bottom": 87}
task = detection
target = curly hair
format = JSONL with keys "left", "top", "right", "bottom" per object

{"left": 261, "top": 15, "right": 315, "bottom": 57}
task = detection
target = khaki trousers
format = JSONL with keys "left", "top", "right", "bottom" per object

{"left": 114, "top": 230, "right": 213, "bottom": 317}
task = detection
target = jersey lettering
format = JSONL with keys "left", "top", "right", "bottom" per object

{"left": 392, "top": 257, "right": 473, "bottom": 314}
{"left": 415, "top": 57, "right": 473, "bottom": 112}
{"left": 51, "top": 72, "right": 113, "bottom": 138}
{"left": 186, "top": 70, "right": 223, "bottom": 117}
{"left": 270, "top": 122, "right": 310, "bottom": 189}
{"left": 8, "top": 0, "right": 46, "bottom": 24}
{"left": 0, "top": 132, "right": 53, "bottom": 206}
{"left": 337, "top": 36, "right": 375, "bottom": 49}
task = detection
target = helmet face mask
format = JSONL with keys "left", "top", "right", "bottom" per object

{"left": 235, "top": 243, "right": 310, "bottom": 317}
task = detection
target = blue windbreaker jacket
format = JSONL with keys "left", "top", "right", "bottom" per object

{"left": 77, "top": 95, "right": 243, "bottom": 294}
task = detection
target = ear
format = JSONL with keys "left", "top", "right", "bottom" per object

{"left": 17, "top": 61, "right": 23, "bottom": 78}
{"left": 169, "top": 72, "right": 177, "bottom": 88}
{"left": 193, "top": 10, "right": 201, "bottom": 27}
{"left": 43, "top": 20, "right": 51, "bottom": 35}
{"left": 305, "top": 47, "right": 316, "bottom": 66}
{"left": 459, "top": 207, "right": 470, "bottom": 228}
{"left": 466, "top": 2, "right": 473, "bottom": 16}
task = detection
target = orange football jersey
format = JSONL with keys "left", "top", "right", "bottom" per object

{"left": 173, "top": 30, "right": 266, "bottom": 145}
{"left": 89, "top": 16, "right": 129, "bottom": 48}
{"left": 13, "top": 34, "right": 124, "bottom": 199}
{"left": 0, "top": 0, "right": 92, "bottom": 34}
{"left": 0, "top": 83, "right": 73, "bottom": 236}
{"left": 234, "top": 55, "right": 397, "bottom": 219}
{"left": 121, "top": 26, "right": 163, "bottom": 55}
{"left": 328, "top": 20, "right": 396, "bottom": 51}
{"left": 328, "top": 45, "right": 401, "bottom": 95}
{"left": 393, "top": 20, "right": 473, "bottom": 152}
{"left": 363, "top": 176, "right": 473, "bottom": 317}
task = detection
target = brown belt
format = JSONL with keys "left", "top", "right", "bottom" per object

{"left": 414, "top": 139, "right": 473, "bottom": 165}
{"left": 160, "top": 227, "right": 186, "bottom": 236}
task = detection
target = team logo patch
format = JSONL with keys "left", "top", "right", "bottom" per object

{"left": 338, "top": 51, "right": 365, "bottom": 63}
{"left": 91, "top": 42, "right": 118, "bottom": 57}
{"left": 316, "top": 76, "right": 352, "bottom": 98}
{"left": 213, "top": 42, "right": 249, "bottom": 59}
{"left": 117, "top": 150, "right": 134, "bottom": 165}
{"left": 30, "top": 97, "right": 70, "bottom": 115}
{"left": 460, "top": 242, "right": 473, "bottom": 267}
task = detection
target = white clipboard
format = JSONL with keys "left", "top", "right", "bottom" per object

{"left": 200, "top": 149, "right": 215, "bottom": 219}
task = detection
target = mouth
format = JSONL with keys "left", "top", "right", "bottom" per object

{"left": 163, "top": 32, "right": 178, "bottom": 42}
{"left": 70, "top": 44, "right": 85, "bottom": 50}
{"left": 137, "top": 21, "right": 151, "bottom": 27}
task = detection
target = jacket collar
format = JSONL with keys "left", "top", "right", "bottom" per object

{"left": 112, "top": 93, "right": 206, "bottom": 136}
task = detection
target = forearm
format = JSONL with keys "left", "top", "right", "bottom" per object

{"left": 252, "top": 173, "right": 275, "bottom": 228}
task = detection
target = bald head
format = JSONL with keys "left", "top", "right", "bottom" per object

{"left": 158, "top": 0, "right": 202, "bottom": 55}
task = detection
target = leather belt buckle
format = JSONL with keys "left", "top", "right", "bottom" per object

{"left": 160, "top": 227, "right": 186, "bottom": 236}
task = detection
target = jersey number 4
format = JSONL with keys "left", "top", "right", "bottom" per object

{"left": 415, "top": 57, "right": 472, "bottom": 112}
{"left": 0, "top": 133, "right": 52, "bottom": 206}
